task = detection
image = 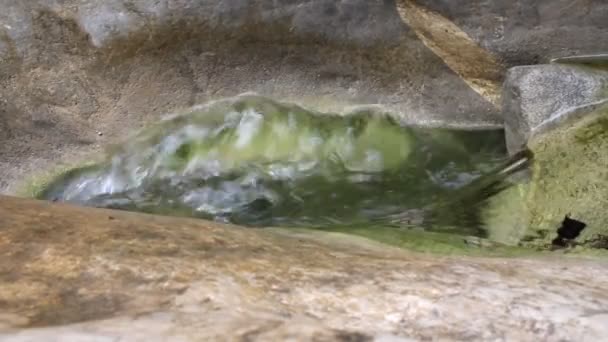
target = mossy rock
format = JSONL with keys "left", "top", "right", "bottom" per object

{"left": 527, "top": 102, "right": 608, "bottom": 245}
{"left": 483, "top": 101, "right": 608, "bottom": 249}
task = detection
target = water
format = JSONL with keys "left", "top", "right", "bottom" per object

{"left": 39, "top": 95, "right": 522, "bottom": 237}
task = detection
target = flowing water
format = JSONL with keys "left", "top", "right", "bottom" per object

{"left": 39, "top": 95, "right": 526, "bottom": 238}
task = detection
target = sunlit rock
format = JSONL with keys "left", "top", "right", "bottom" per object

{"left": 1, "top": 196, "right": 608, "bottom": 340}
{"left": 484, "top": 101, "right": 608, "bottom": 248}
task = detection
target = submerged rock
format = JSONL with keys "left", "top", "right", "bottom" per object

{"left": 1, "top": 195, "right": 608, "bottom": 340}
{"left": 1, "top": 1, "right": 607, "bottom": 339}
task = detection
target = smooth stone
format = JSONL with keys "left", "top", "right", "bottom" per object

{"left": 1, "top": 195, "right": 608, "bottom": 340}
{"left": 484, "top": 101, "right": 608, "bottom": 247}
{"left": 525, "top": 101, "right": 608, "bottom": 245}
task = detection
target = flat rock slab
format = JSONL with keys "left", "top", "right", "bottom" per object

{"left": 0, "top": 196, "right": 607, "bottom": 341}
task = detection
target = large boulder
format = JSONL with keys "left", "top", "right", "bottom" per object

{"left": 1, "top": 195, "right": 608, "bottom": 340}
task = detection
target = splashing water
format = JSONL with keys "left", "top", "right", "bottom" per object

{"left": 39, "top": 95, "right": 518, "bottom": 236}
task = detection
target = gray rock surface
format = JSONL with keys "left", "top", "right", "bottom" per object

{"left": 0, "top": 0, "right": 487, "bottom": 193}
{"left": 0, "top": 0, "right": 607, "bottom": 192}
{"left": 502, "top": 64, "right": 608, "bottom": 152}
{"left": 552, "top": 53, "right": 608, "bottom": 66}
{"left": 1, "top": 2, "right": 608, "bottom": 340}
{"left": 483, "top": 100, "right": 608, "bottom": 247}
{"left": 418, "top": 0, "right": 608, "bottom": 64}
{"left": 1, "top": 196, "right": 608, "bottom": 341}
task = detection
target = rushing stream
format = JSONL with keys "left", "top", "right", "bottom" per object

{"left": 39, "top": 95, "right": 526, "bottom": 237}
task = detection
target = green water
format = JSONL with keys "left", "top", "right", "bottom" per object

{"left": 39, "top": 95, "right": 518, "bottom": 238}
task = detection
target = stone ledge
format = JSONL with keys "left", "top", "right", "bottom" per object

{"left": 1, "top": 195, "right": 608, "bottom": 340}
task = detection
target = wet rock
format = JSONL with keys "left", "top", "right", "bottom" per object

{"left": 484, "top": 101, "right": 608, "bottom": 247}
{"left": 524, "top": 101, "right": 608, "bottom": 245}
{"left": 1, "top": 196, "right": 608, "bottom": 340}
{"left": 556, "top": 216, "right": 587, "bottom": 241}
{"left": 502, "top": 64, "right": 608, "bottom": 153}
{"left": 0, "top": 2, "right": 607, "bottom": 340}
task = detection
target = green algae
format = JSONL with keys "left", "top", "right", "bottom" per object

{"left": 280, "top": 223, "right": 608, "bottom": 258}
{"left": 481, "top": 183, "right": 531, "bottom": 245}
{"left": 277, "top": 225, "right": 548, "bottom": 257}
{"left": 525, "top": 104, "right": 608, "bottom": 245}
{"left": 479, "top": 102, "right": 608, "bottom": 251}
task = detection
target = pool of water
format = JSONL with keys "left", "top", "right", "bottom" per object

{"left": 39, "top": 95, "right": 525, "bottom": 238}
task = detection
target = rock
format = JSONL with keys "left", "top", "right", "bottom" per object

{"left": 524, "top": 101, "right": 608, "bottom": 245}
{"left": 1, "top": 2, "right": 607, "bottom": 339}
{"left": 416, "top": 0, "right": 608, "bottom": 64}
{"left": 482, "top": 63, "right": 608, "bottom": 247}
{"left": 484, "top": 100, "right": 608, "bottom": 247}
{"left": 502, "top": 64, "right": 608, "bottom": 152}
{"left": 0, "top": 0, "right": 495, "bottom": 193}
{"left": 1, "top": 195, "right": 608, "bottom": 340}
{"left": 1, "top": 0, "right": 606, "bottom": 192}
